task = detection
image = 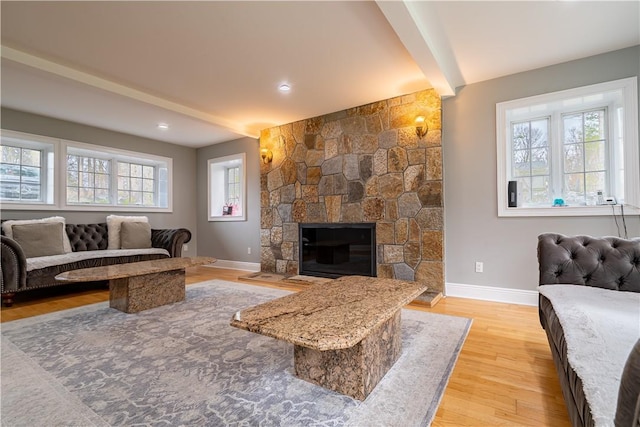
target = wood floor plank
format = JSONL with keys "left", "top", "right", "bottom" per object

{"left": 0, "top": 266, "right": 571, "bottom": 426}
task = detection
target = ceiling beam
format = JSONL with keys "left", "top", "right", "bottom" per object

{"left": 1, "top": 45, "right": 256, "bottom": 138}
{"left": 376, "top": 1, "right": 462, "bottom": 97}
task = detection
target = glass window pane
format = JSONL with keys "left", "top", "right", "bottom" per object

{"left": 21, "top": 166, "right": 40, "bottom": 183}
{"left": 118, "top": 190, "right": 129, "bottom": 204}
{"left": 531, "top": 148, "right": 549, "bottom": 175}
{"left": 81, "top": 157, "right": 94, "bottom": 172}
{"left": 531, "top": 176, "right": 550, "bottom": 204}
{"left": 530, "top": 120, "right": 548, "bottom": 148}
{"left": 67, "top": 155, "right": 79, "bottom": 171}
{"left": 118, "top": 162, "right": 129, "bottom": 176}
{"left": 131, "top": 178, "right": 142, "bottom": 191}
{"left": 20, "top": 184, "right": 40, "bottom": 200}
{"left": 131, "top": 191, "right": 142, "bottom": 204}
{"left": 79, "top": 188, "right": 94, "bottom": 203}
{"left": 0, "top": 163, "right": 20, "bottom": 181}
{"left": 564, "top": 144, "right": 584, "bottom": 173}
{"left": 143, "top": 179, "right": 154, "bottom": 192}
{"left": 585, "top": 110, "right": 605, "bottom": 142}
{"left": 143, "top": 192, "right": 154, "bottom": 205}
{"left": 67, "top": 170, "right": 78, "bottom": 186}
{"left": 585, "top": 172, "right": 606, "bottom": 194}
{"left": 95, "top": 173, "right": 109, "bottom": 189}
{"left": 1, "top": 182, "right": 20, "bottom": 199}
{"left": 516, "top": 177, "right": 531, "bottom": 204}
{"left": 512, "top": 123, "right": 530, "bottom": 150}
{"left": 95, "top": 189, "right": 110, "bottom": 204}
{"left": 564, "top": 173, "right": 585, "bottom": 204}
{"left": 118, "top": 176, "right": 129, "bottom": 190}
{"left": 22, "top": 149, "right": 40, "bottom": 167}
{"left": 95, "top": 159, "right": 110, "bottom": 174}
{"left": 564, "top": 114, "right": 583, "bottom": 143}
{"left": 67, "top": 187, "right": 78, "bottom": 203}
{"left": 513, "top": 150, "right": 530, "bottom": 177}
{"left": 143, "top": 166, "right": 154, "bottom": 179}
{"left": 131, "top": 164, "right": 142, "bottom": 178}
{"left": 1, "top": 146, "right": 20, "bottom": 164}
{"left": 585, "top": 141, "right": 605, "bottom": 172}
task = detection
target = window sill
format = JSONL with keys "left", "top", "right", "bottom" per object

{"left": 1, "top": 202, "right": 172, "bottom": 213}
{"left": 498, "top": 205, "right": 640, "bottom": 217}
{"left": 208, "top": 215, "right": 246, "bottom": 222}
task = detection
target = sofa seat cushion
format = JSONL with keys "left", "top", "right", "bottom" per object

{"left": 539, "top": 285, "right": 640, "bottom": 426}
{"left": 26, "top": 248, "right": 170, "bottom": 272}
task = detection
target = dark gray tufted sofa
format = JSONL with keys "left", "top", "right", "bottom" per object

{"left": 1, "top": 222, "right": 191, "bottom": 306}
{"left": 537, "top": 233, "right": 640, "bottom": 427}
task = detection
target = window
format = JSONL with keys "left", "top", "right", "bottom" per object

{"left": 0, "top": 130, "right": 172, "bottom": 212}
{"left": 208, "top": 153, "right": 246, "bottom": 221}
{"left": 497, "top": 77, "right": 639, "bottom": 216}
{"left": 0, "top": 131, "right": 55, "bottom": 205}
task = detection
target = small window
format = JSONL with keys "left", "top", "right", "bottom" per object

{"left": 497, "top": 77, "right": 639, "bottom": 216}
{"left": 0, "top": 130, "right": 55, "bottom": 205}
{"left": 208, "top": 153, "right": 246, "bottom": 221}
{"left": 67, "top": 154, "right": 111, "bottom": 204}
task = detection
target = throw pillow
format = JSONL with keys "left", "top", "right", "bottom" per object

{"left": 120, "top": 221, "right": 152, "bottom": 249}
{"left": 106, "top": 215, "right": 149, "bottom": 249}
{"left": 12, "top": 222, "right": 66, "bottom": 258}
{"left": 2, "top": 216, "right": 72, "bottom": 253}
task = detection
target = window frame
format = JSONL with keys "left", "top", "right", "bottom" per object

{"left": 0, "top": 130, "right": 173, "bottom": 212}
{"left": 496, "top": 77, "right": 639, "bottom": 217}
{"left": 208, "top": 153, "right": 246, "bottom": 222}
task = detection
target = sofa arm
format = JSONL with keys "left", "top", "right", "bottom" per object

{"left": 151, "top": 228, "right": 192, "bottom": 257}
{"left": 1, "top": 235, "right": 27, "bottom": 293}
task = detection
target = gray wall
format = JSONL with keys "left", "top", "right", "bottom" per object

{"left": 196, "top": 137, "right": 261, "bottom": 263}
{"left": 443, "top": 45, "right": 640, "bottom": 292}
{"left": 0, "top": 108, "right": 199, "bottom": 256}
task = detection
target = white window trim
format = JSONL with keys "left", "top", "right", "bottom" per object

{"left": 208, "top": 153, "right": 246, "bottom": 222}
{"left": 0, "top": 130, "right": 173, "bottom": 212}
{"left": 496, "top": 77, "right": 640, "bottom": 217}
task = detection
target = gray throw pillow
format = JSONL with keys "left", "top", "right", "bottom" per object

{"left": 120, "top": 221, "right": 152, "bottom": 249}
{"left": 12, "top": 222, "right": 66, "bottom": 258}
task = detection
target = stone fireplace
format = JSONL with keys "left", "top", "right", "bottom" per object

{"left": 259, "top": 88, "right": 444, "bottom": 294}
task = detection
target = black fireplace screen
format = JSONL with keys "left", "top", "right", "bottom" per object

{"left": 298, "top": 223, "right": 376, "bottom": 278}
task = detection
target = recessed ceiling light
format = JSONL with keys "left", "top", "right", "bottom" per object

{"left": 278, "top": 83, "right": 291, "bottom": 92}
{"left": 157, "top": 123, "right": 169, "bottom": 130}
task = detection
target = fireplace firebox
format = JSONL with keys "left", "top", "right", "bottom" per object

{"left": 299, "top": 223, "right": 376, "bottom": 278}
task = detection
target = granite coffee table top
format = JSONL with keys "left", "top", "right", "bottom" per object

{"left": 55, "top": 256, "right": 216, "bottom": 282}
{"left": 230, "top": 275, "right": 427, "bottom": 351}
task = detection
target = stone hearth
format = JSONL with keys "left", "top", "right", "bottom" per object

{"left": 259, "top": 89, "right": 444, "bottom": 293}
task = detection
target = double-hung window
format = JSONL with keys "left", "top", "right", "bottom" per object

{"left": 0, "top": 130, "right": 172, "bottom": 212}
{"left": 497, "top": 77, "right": 639, "bottom": 216}
{"left": 208, "top": 153, "right": 246, "bottom": 221}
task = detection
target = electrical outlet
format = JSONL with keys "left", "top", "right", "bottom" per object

{"left": 183, "top": 244, "right": 189, "bottom": 252}
{"left": 247, "top": 247, "right": 251, "bottom": 255}
{"left": 475, "top": 261, "right": 484, "bottom": 273}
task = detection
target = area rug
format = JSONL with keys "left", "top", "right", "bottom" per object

{"left": 1, "top": 280, "right": 471, "bottom": 427}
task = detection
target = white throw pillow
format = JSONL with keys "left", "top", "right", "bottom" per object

{"left": 2, "top": 216, "right": 72, "bottom": 253}
{"left": 106, "top": 215, "right": 149, "bottom": 249}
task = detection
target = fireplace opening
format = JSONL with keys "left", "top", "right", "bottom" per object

{"left": 299, "top": 223, "right": 376, "bottom": 278}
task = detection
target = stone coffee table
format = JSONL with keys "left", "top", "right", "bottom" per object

{"left": 230, "top": 275, "right": 427, "bottom": 400}
{"left": 56, "top": 256, "right": 216, "bottom": 313}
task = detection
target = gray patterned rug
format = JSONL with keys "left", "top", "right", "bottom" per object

{"left": 1, "top": 280, "right": 471, "bottom": 427}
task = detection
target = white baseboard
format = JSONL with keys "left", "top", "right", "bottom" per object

{"left": 445, "top": 282, "right": 538, "bottom": 306}
{"left": 204, "top": 260, "right": 260, "bottom": 272}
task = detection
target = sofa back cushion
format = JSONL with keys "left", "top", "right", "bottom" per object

{"left": 12, "top": 222, "right": 66, "bottom": 258}
{"left": 538, "top": 233, "right": 640, "bottom": 292}
{"left": 65, "top": 223, "right": 108, "bottom": 252}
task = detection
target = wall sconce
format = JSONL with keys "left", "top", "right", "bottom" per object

{"left": 260, "top": 148, "right": 273, "bottom": 164}
{"left": 415, "top": 116, "right": 428, "bottom": 139}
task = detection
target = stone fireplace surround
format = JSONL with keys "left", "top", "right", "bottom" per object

{"left": 259, "top": 89, "right": 444, "bottom": 294}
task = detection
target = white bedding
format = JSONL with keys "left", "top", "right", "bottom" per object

{"left": 26, "top": 248, "right": 170, "bottom": 272}
{"left": 539, "top": 285, "right": 640, "bottom": 427}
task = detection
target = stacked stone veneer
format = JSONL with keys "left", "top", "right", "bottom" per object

{"left": 259, "top": 89, "right": 443, "bottom": 293}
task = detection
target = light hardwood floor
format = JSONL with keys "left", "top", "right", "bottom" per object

{"left": 0, "top": 266, "right": 571, "bottom": 426}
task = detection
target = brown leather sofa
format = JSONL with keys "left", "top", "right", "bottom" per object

{"left": 1, "top": 222, "right": 191, "bottom": 306}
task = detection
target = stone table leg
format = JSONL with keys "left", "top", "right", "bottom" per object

{"left": 293, "top": 310, "right": 402, "bottom": 400}
{"left": 109, "top": 269, "right": 185, "bottom": 313}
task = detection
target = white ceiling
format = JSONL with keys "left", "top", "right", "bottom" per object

{"left": 1, "top": 1, "right": 638, "bottom": 148}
